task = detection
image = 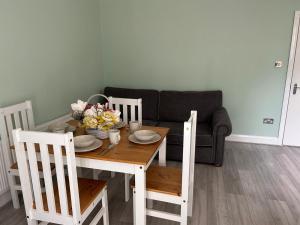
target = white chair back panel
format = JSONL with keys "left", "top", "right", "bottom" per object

{"left": 108, "top": 97, "right": 142, "bottom": 124}
{"left": 0, "top": 101, "right": 35, "bottom": 166}
{"left": 13, "top": 130, "right": 80, "bottom": 223}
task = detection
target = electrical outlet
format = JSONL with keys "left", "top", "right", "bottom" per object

{"left": 275, "top": 61, "right": 283, "bottom": 68}
{"left": 263, "top": 118, "right": 274, "bottom": 124}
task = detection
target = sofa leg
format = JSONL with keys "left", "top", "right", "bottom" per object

{"left": 215, "top": 162, "right": 222, "bottom": 167}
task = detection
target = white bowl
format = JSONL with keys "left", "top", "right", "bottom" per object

{"left": 74, "top": 135, "right": 96, "bottom": 148}
{"left": 134, "top": 130, "right": 157, "bottom": 141}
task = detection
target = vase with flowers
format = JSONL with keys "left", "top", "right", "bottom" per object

{"left": 71, "top": 94, "right": 121, "bottom": 139}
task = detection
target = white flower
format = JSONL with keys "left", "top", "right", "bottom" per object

{"left": 71, "top": 100, "right": 87, "bottom": 112}
{"left": 84, "top": 108, "right": 97, "bottom": 117}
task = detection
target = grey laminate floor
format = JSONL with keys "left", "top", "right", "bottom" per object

{"left": 1, "top": 142, "right": 300, "bottom": 225}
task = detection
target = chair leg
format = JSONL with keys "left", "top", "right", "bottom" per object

{"left": 7, "top": 175, "right": 20, "bottom": 209}
{"left": 180, "top": 202, "right": 188, "bottom": 225}
{"left": 188, "top": 184, "right": 194, "bottom": 217}
{"left": 124, "top": 174, "right": 130, "bottom": 202}
{"left": 102, "top": 188, "right": 110, "bottom": 225}
{"left": 133, "top": 190, "right": 136, "bottom": 225}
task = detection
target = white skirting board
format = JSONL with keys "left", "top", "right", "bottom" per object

{"left": 226, "top": 134, "right": 280, "bottom": 146}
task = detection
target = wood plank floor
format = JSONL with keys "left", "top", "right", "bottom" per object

{"left": 1, "top": 142, "right": 300, "bottom": 225}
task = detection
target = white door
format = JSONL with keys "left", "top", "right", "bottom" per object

{"left": 283, "top": 14, "right": 300, "bottom": 146}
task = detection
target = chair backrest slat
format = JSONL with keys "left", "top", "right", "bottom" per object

{"left": 12, "top": 137, "right": 33, "bottom": 215}
{"left": 21, "top": 110, "right": 29, "bottom": 130}
{"left": 181, "top": 111, "right": 197, "bottom": 202}
{"left": 13, "top": 112, "right": 21, "bottom": 129}
{"left": 27, "top": 142, "right": 43, "bottom": 211}
{"left": 138, "top": 100, "right": 142, "bottom": 123}
{"left": 25, "top": 101, "right": 35, "bottom": 130}
{"left": 40, "top": 143, "right": 56, "bottom": 213}
{"left": 108, "top": 97, "right": 142, "bottom": 124}
{"left": 13, "top": 130, "right": 81, "bottom": 223}
{"left": 115, "top": 103, "right": 120, "bottom": 112}
{"left": 5, "top": 115, "right": 14, "bottom": 145}
{"left": 130, "top": 104, "right": 136, "bottom": 121}
{"left": 53, "top": 144, "right": 69, "bottom": 216}
{"left": 122, "top": 105, "right": 128, "bottom": 124}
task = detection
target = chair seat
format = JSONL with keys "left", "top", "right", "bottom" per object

{"left": 33, "top": 178, "right": 107, "bottom": 215}
{"left": 10, "top": 161, "right": 55, "bottom": 171}
{"left": 131, "top": 166, "right": 182, "bottom": 196}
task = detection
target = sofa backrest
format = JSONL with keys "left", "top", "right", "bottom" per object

{"left": 104, "top": 87, "right": 159, "bottom": 121}
{"left": 159, "top": 91, "right": 222, "bottom": 123}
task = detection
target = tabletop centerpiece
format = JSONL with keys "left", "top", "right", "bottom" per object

{"left": 71, "top": 94, "right": 121, "bottom": 139}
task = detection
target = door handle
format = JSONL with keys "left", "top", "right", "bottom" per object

{"left": 293, "top": 83, "right": 300, "bottom": 95}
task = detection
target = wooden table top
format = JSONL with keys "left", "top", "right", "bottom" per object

{"left": 68, "top": 120, "right": 169, "bottom": 166}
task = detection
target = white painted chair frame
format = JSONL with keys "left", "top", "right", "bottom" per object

{"left": 133, "top": 111, "right": 197, "bottom": 225}
{"left": 0, "top": 101, "right": 42, "bottom": 209}
{"left": 93, "top": 96, "right": 142, "bottom": 202}
{"left": 12, "top": 129, "right": 109, "bottom": 225}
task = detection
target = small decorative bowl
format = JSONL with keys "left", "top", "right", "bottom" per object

{"left": 74, "top": 135, "right": 96, "bottom": 148}
{"left": 48, "top": 123, "right": 69, "bottom": 133}
{"left": 86, "top": 128, "right": 109, "bottom": 139}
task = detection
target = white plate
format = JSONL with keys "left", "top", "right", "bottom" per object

{"left": 128, "top": 133, "right": 161, "bottom": 145}
{"left": 75, "top": 139, "right": 103, "bottom": 153}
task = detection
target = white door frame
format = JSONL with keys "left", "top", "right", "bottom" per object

{"left": 279, "top": 11, "right": 300, "bottom": 145}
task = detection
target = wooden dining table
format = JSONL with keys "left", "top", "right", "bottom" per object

{"left": 68, "top": 120, "right": 169, "bottom": 225}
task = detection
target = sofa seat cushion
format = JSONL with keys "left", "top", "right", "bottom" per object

{"left": 158, "top": 121, "right": 212, "bottom": 147}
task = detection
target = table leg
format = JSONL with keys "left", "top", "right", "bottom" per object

{"left": 134, "top": 165, "right": 146, "bottom": 225}
{"left": 159, "top": 137, "right": 167, "bottom": 166}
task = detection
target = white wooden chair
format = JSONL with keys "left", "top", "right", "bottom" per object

{"left": 12, "top": 129, "right": 109, "bottom": 225}
{"left": 131, "top": 111, "right": 197, "bottom": 225}
{"left": 108, "top": 96, "right": 142, "bottom": 202}
{"left": 0, "top": 101, "right": 55, "bottom": 209}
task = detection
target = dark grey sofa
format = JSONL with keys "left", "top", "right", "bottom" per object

{"left": 104, "top": 87, "right": 232, "bottom": 166}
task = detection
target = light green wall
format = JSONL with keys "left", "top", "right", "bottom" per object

{"left": 1, "top": 1, "right": 299, "bottom": 136}
{"left": 0, "top": 0, "right": 103, "bottom": 124}
{"left": 99, "top": 0, "right": 300, "bottom": 137}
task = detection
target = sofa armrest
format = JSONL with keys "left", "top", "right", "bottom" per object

{"left": 211, "top": 107, "right": 232, "bottom": 136}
